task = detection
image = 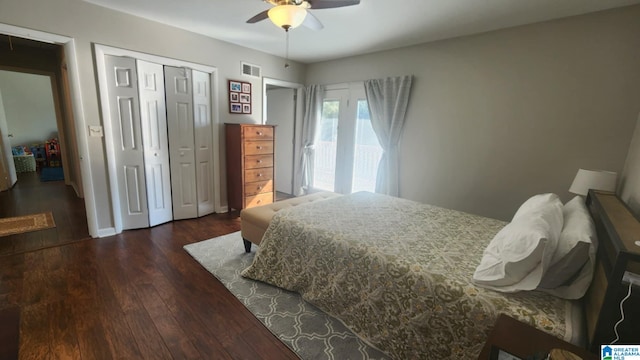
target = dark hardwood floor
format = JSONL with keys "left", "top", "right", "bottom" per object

{"left": 0, "top": 172, "right": 90, "bottom": 256}
{"left": 0, "top": 173, "right": 297, "bottom": 359}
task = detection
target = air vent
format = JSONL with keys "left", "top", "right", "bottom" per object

{"left": 241, "top": 62, "right": 261, "bottom": 79}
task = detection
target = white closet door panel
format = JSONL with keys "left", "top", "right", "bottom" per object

{"left": 124, "top": 165, "right": 144, "bottom": 213}
{"left": 165, "top": 66, "right": 197, "bottom": 220}
{"left": 105, "top": 55, "right": 149, "bottom": 229}
{"left": 137, "top": 60, "right": 173, "bottom": 227}
{"left": 192, "top": 70, "right": 214, "bottom": 216}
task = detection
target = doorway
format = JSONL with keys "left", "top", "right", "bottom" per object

{"left": 0, "top": 34, "right": 90, "bottom": 254}
{"left": 263, "top": 78, "right": 303, "bottom": 199}
{"left": 0, "top": 34, "right": 81, "bottom": 196}
{"left": 0, "top": 70, "right": 60, "bottom": 181}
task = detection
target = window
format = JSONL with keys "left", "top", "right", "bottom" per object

{"left": 312, "top": 85, "right": 382, "bottom": 194}
{"left": 313, "top": 99, "right": 339, "bottom": 191}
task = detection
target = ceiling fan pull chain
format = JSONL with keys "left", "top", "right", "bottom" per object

{"left": 284, "top": 28, "right": 290, "bottom": 69}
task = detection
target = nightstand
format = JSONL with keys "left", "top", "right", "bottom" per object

{"left": 477, "top": 314, "right": 597, "bottom": 360}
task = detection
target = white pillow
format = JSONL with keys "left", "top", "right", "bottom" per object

{"left": 512, "top": 193, "right": 562, "bottom": 221}
{"left": 473, "top": 194, "right": 563, "bottom": 292}
{"left": 538, "top": 196, "right": 597, "bottom": 299}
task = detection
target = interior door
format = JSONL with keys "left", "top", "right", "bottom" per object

{"left": 266, "top": 87, "right": 295, "bottom": 195}
{"left": 136, "top": 60, "right": 173, "bottom": 226}
{"left": 0, "top": 88, "right": 17, "bottom": 191}
{"left": 104, "top": 55, "right": 149, "bottom": 229}
{"left": 192, "top": 70, "right": 214, "bottom": 216}
{"left": 164, "top": 66, "right": 197, "bottom": 220}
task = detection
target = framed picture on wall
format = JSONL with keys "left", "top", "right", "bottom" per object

{"left": 229, "top": 79, "right": 251, "bottom": 114}
{"left": 230, "top": 103, "right": 242, "bottom": 113}
{"left": 229, "top": 80, "right": 242, "bottom": 92}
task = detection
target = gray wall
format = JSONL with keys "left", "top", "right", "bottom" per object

{"left": 306, "top": 5, "right": 640, "bottom": 220}
{"left": 620, "top": 114, "right": 640, "bottom": 216}
{"left": 0, "top": 0, "right": 306, "bottom": 234}
{"left": 0, "top": 71, "right": 58, "bottom": 147}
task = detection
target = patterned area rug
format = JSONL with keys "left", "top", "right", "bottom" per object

{"left": 184, "top": 232, "right": 390, "bottom": 360}
{"left": 0, "top": 212, "right": 56, "bottom": 237}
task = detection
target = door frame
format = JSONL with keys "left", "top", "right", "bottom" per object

{"left": 0, "top": 23, "right": 97, "bottom": 236}
{"left": 95, "top": 44, "right": 220, "bottom": 234}
{"left": 262, "top": 77, "right": 303, "bottom": 196}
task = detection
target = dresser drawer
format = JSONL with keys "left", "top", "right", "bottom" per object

{"left": 245, "top": 180, "right": 273, "bottom": 196}
{"left": 243, "top": 126, "right": 274, "bottom": 140}
{"left": 245, "top": 154, "right": 273, "bottom": 169}
{"left": 244, "top": 167, "right": 273, "bottom": 183}
{"left": 244, "top": 192, "right": 274, "bottom": 208}
{"left": 244, "top": 140, "right": 273, "bottom": 155}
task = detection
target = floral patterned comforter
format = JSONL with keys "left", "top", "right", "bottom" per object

{"left": 242, "top": 192, "right": 572, "bottom": 359}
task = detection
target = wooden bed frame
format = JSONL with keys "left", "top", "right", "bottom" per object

{"left": 584, "top": 190, "right": 640, "bottom": 351}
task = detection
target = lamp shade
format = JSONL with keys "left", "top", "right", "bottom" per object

{"left": 569, "top": 169, "right": 618, "bottom": 196}
{"left": 268, "top": 5, "right": 307, "bottom": 29}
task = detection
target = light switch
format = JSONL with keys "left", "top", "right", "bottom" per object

{"left": 89, "top": 125, "right": 103, "bottom": 137}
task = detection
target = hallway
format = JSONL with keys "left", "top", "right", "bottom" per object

{"left": 0, "top": 172, "right": 89, "bottom": 256}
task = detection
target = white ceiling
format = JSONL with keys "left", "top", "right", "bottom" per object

{"left": 83, "top": 0, "right": 640, "bottom": 64}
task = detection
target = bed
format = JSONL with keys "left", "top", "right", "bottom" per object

{"left": 241, "top": 191, "right": 587, "bottom": 359}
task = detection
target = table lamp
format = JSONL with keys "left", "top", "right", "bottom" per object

{"left": 568, "top": 169, "right": 617, "bottom": 196}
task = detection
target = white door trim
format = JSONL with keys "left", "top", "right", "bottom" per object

{"left": 0, "top": 23, "right": 99, "bottom": 237}
{"left": 95, "top": 44, "right": 221, "bottom": 235}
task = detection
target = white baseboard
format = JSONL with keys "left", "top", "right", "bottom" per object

{"left": 96, "top": 227, "right": 117, "bottom": 238}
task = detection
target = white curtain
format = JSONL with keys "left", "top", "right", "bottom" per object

{"left": 364, "top": 75, "right": 413, "bottom": 197}
{"left": 293, "top": 84, "right": 323, "bottom": 196}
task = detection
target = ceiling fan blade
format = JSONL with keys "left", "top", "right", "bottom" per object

{"left": 302, "top": 11, "right": 324, "bottom": 30}
{"left": 308, "top": 0, "right": 360, "bottom": 9}
{"left": 247, "top": 10, "right": 269, "bottom": 23}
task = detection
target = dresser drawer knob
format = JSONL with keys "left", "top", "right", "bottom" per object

{"left": 257, "top": 173, "right": 263, "bottom": 177}
{"left": 257, "top": 186, "right": 263, "bottom": 190}
{"left": 257, "top": 132, "right": 263, "bottom": 136}
{"left": 257, "top": 160, "right": 262, "bottom": 163}
{"left": 257, "top": 146, "right": 262, "bottom": 150}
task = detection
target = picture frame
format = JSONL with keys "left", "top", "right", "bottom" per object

{"left": 230, "top": 103, "right": 242, "bottom": 113}
{"left": 229, "top": 80, "right": 242, "bottom": 92}
{"left": 228, "top": 79, "right": 252, "bottom": 114}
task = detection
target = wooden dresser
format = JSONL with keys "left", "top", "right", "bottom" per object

{"left": 225, "top": 123, "right": 275, "bottom": 211}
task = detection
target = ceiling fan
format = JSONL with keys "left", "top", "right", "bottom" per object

{"left": 247, "top": 0, "right": 361, "bottom": 31}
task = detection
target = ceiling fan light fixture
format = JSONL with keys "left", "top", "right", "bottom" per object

{"left": 268, "top": 5, "right": 307, "bottom": 30}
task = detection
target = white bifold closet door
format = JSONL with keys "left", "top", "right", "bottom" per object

{"left": 136, "top": 60, "right": 173, "bottom": 227}
{"left": 103, "top": 57, "right": 214, "bottom": 230}
{"left": 104, "top": 56, "right": 173, "bottom": 230}
{"left": 192, "top": 70, "right": 214, "bottom": 217}
{"left": 164, "top": 66, "right": 197, "bottom": 220}
{"left": 164, "top": 67, "right": 214, "bottom": 219}
{"left": 104, "top": 55, "right": 150, "bottom": 229}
